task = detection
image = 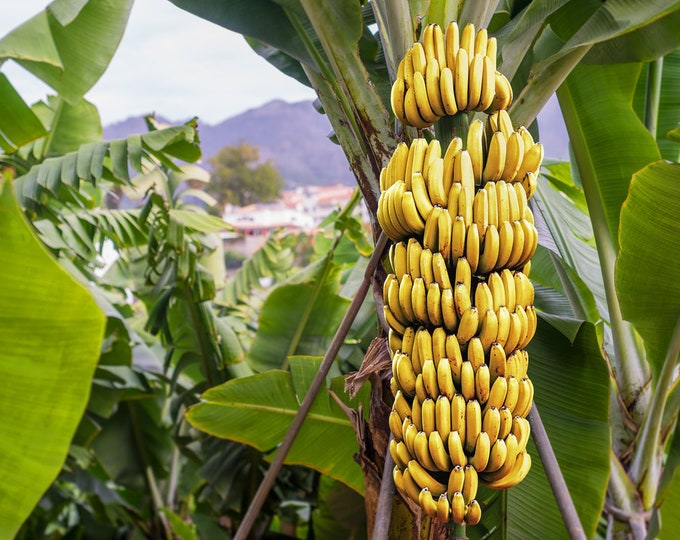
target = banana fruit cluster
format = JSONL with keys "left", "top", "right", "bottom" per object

{"left": 390, "top": 22, "right": 514, "bottom": 129}
{"left": 379, "top": 25, "right": 542, "bottom": 525}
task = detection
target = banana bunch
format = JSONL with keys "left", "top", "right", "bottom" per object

{"left": 379, "top": 24, "right": 543, "bottom": 525}
{"left": 390, "top": 22, "right": 513, "bottom": 129}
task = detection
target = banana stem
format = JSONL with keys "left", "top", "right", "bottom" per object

{"left": 372, "top": 435, "right": 396, "bottom": 540}
{"left": 528, "top": 404, "right": 586, "bottom": 540}
{"left": 372, "top": 0, "right": 413, "bottom": 82}
{"left": 643, "top": 57, "right": 664, "bottom": 139}
{"left": 629, "top": 315, "right": 680, "bottom": 508}
{"left": 233, "top": 233, "right": 390, "bottom": 540}
{"left": 435, "top": 113, "right": 469, "bottom": 152}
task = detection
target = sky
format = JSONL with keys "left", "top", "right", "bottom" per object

{"left": 1, "top": 0, "right": 318, "bottom": 126}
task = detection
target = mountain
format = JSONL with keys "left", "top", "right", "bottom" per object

{"left": 103, "top": 100, "right": 355, "bottom": 187}
{"left": 104, "top": 98, "right": 569, "bottom": 187}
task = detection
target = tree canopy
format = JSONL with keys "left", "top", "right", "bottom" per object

{"left": 207, "top": 141, "right": 284, "bottom": 208}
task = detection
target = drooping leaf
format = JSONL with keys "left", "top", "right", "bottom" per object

{"left": 616, "top": 160, "right": 680, "bottom": 376}
{"left": 0, "top": 178, "right": 106, "bottom": 537}
{"left": 1, "top": 0, "right": 134, "bottom": 103}
{"left": 186, "top": 356, "right": 369, "bottom": 494}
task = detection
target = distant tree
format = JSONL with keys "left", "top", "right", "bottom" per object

{"left": 207, "top": 141, "right": 284, "bottom": 209}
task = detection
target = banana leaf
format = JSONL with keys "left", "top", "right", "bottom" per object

{"left": 186, "top": 356, "right": 370, "bottom": 494}
{"left": 0, "top": 178, "right": 106, "bottom": 537}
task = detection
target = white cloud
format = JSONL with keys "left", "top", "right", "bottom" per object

{"left": 1, "top": 0, "right": 316, "bottom": 125}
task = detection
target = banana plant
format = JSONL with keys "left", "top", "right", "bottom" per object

{"left": 168, "top": 0, "right": 680, "bottom": 538}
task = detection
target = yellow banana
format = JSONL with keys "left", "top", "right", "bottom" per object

{"left": 407, "top": 459, "right": 447, "bottom": 496}
{"left": 496, "top": 305, "right": 511, "bottom": 349}
{"left": 483, "top": 451, "right": 531, "bottom": 490}
{"left": 413, "top": 171, "right": 436, "bottom": 224}
{"left": 498, "top": 405, "right": 513, "bottom": 440}
{"left": 394, "top": 440, "right": 413, "bottom": 470}
{"left": 486, "top": 372, "right": 508, "bottom": 415}
{"left": 432, "top": 252, "right": 453, "bottom": 291}
{"left": 421, "top": 24, "right": 436, "bottom": 63}
{"left": 421, "top": 396, "right": 436, "bottom": 435}
{"left": 443, "top": 137, "right": 462, "bottom": 194}
{"left": 388, "top": 328, "right": 402, "bottom": 355}
{"left": 425, "top": 59, "right": 447, "bottom": 117}
{"left": 478, "top": 309, "right": 499, "bottom": 352}
{"left": 455, "top": 257, "right": 472, "bottom": 292}
{"left": 403, "top": 420, "right": 418, "bottom": 455}
{"left": 427, "top": 282, "right": 443, "bottom": 327}
{"left": 472, "top": 188, "right": 489, "bottom": 237}
{"left": 445, "top": 21, "right": 460, "bottom": 69}
{"left": 481, "top": 433, "right": 518, "bottom": 484}
{"left": 523, "top": 305, "right": 538, "bottom": 348}
{"left": 467, "top": 337, "right": 486, "bottom": 371}
{"left": 486, "top": 437, "right": 507, "bottom": 473}
{"left": 414, "top": 70, "right": 439, "bottom": 124}
{"left": 486, "top": 36, "right": 497, "bottom": 69}
{"left": 451, "top": 215, "right": 467, "bottom": 260}
{"left": 446, "top": 335, "right": 464, "bottom": 385}
{"left": 390, "top": 376, "right": 399, "bottom": 395}
{"left": 513, "top": 271, "right": 532, "bottom": 307}
{"left": 467, "top": 119, "right": 485, "bottom": 185}
{"left": 437, "top": 357, "right": 456, "bottom": 401}
{"left": 513, "top": 179, "right": 529, "bottom": 221}
{"left": 519, "top": 218, "right": 538, "bottom": 267}
{"left": 466, "top": 499, "right": 483, "bottom": 525}
{"left": 433, "top": 22, "right": 447, "bottom": 67}
{"left": 488, "top": 343, "right": 507, "bottom": 384}
{"left": 418, "top": 486, "right": 439, "bottom": 518}
{"left": 390, "top": 142, "right": 410, "bottom": 185}
{"left": 406, "top": 138, "right": 429, "bottom": 187}
{"left": 422, "top": 208, "right": 440, "bottom": 253}
{"left": 513, "top": 305, "right": 529, "bottom": 353}
{"left": 475, "top": 363, "right": 491, "bottom": 405}
{"left": 454, "top": 48, "right": 469, "bottom": 111}
{"left": 390, "top": 77, "right": 408, "bottom": 125}
{"left": 504, "top": 311, "right": 523, "bottom": 354}
{"left": 389, "top": 409, "right": 404, "bottom": 441}
{"left": 387, "top": 275, "right": 409, "bottom": 326}
{"left": 457, "top": 306, "right": 479, "bottom": 345}
{"left": 505, "top": 350, "right": 522, "bottom": 380}
{"left": 440, "top": 66, "right": 459, "bottom": 115}
{"left": 468, "top": 53, "right": 485, "bottom": 111}
{"left": 487, "top": 272, "right": 506, "bottom": 311}
{"left": 454, "top": 281, "right": 472, "bottom": 318}
{"left": 448, "top": 464, "right": 465, "bottom": 494}
{"left": 463, "top": 463, "right": 479, "bottom": 503}
{"left": 495, "top": 180, "right": 510, "bottom": 224}
{"left": 506, "top": 220, "right": 525, "bottom": 269}
{"left": 394, "top": 351, "right": 417, "bottom": 396}
{"left": 483, "top": 131, "right": 507, "bottom": 182}
{"left": 447, "top": 182, "right": 462, "bottom": 222}
{"left": 461, "top": 22, "right": 476, "bottom": 57}
{"left": 447, "top": 429, "right": 468, "bottom": 468}
{"left": 512, "top": 415, "right": 532, "bottom": 453}
{"left": 394, "top": 389, "right": 412, "bottom": 420}
{"left": 403, "top": 86, "right": 431, "bottom": 129}
{"left": 503, "top": 131, "right": 525, "bottom": 182}
{"left": 465, "top": 223, "right": 481, "bottom": 274}
{"left": 384, "top": 304, "right": 407, "bottom": 335}
{"left": 516, "top": 142, "right": 544, "bottom": 183}
{"left": 432, "top": 326, "right": 447, "bottom": 362}
{"left": 438, "top": 206, "right": 453, "bottom": 264}
{"left": 504, "top": 376, "right": 520, "bottom": 412}
{"left": 457, "top": 179, "right": 474, "bottom": 228}
{"left": 521, "top": 170, "right": 538, "bottom": 200}
{"left": 414, "top": 430, "right": 442, "bottom": 471}
{"left": 401, "top": 191, "right": 427, "bottom": 235}
{"left": 483, "top": 405, "right": 501, "bottom": 446}
{"left": 420, "top": 246, "right": 435, "bottom": 287}
{"left": 470, "top": 431, "right": 491, "bottom": 472}
{"left": 474, "top": 26, "right": 488, "bottom": 55}
{"left": 411, "top": 42, "right": 427, "bottom": 74}
{"left": 486, "top": 181, "right": 499, "bottom": 229}
{"left": 486, "top": 70, "right": 513, "bottom": 113}
{"left": 413, "top": 381, "right": 426, "bottom": 418}
{"left": 436, "top": 393, "right": 453, "bottom": 441}
{"left": 416, "top": 326, "right": 433, "bottom": 371}
{"left": 478, "top": 223, "right": 500, "bottom": 274}
{"left": 460, "top": 360, "right": 476, "bottom": 401}
{"left": 390, "top": 241, "right": 407, "bottom": 280}
{"left": 393, "top": 466, "right": 408, "bottom": 499}
{"left": 436, "top": 492, "right": 451, "bottom": 521}
{"left": 499, "top": 268, "right": 516, "bottom": 311}
{"left": 514, "top": 377, "right": 534, "bottom": 418}
{"left": 429, "top": 430, "right": 452, "bottom": 472}
{"left": 377, "top": 190, "right": 399, "bottom": 241}
{"left": 465, "top": 399, "right": 483, "bottom": 454}
{"left": 454, "top": 149, "right": 476, "bottom": 203}
{"left": 402, "top": 467, "right": 425, "bottom": 503}
{"left": 478, "top": 54, "right": 496, "bottom": 111}
{"left": 406, "top": 237, "right": 422, "bottom": 279}
{"left": 398, "top": 273, "right": 416, "bottom": 322}
{"left": 422, "top": 358, "right": 439, "bottom": 400}
{"left": 411, "top": 278, "right": 428, "bottom": 326}
{"left": 441, "top": 287, "right": 458, "bottom": 333}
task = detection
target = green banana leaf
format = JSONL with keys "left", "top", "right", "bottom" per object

{"left": 0, "top": 74, "right": 47, "bottom": 152}
{"left": 312, "top": 476, "right": 367, "bottom": 540}
{"left": 186, "top": 356, "right": 370, "bottom": 494}
{"left": 0, "top": 178, "right": 106, "bottom": 537}
{"left": 470, "top": 318, "right": 610, "bottom": 539}
{"left": 656, "top": 50, "right": 680, "bottom": 162}
{"left": 616, "top": 160, "right": 680, "bottom": 375}
{"left": 0, "top": 0, "right": 133, "bottom": 103}
{"left": 557, "top": 62, "right": 660, "bottom": 250}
